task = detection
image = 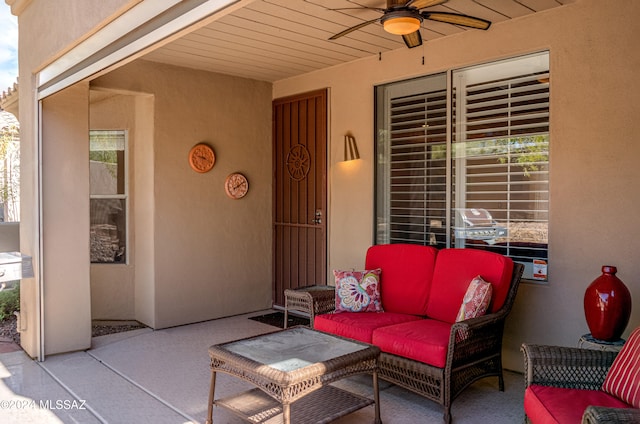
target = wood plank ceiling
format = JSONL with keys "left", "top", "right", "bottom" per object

{"left": 142, "top": 0, "right": 574, "bottom": 83}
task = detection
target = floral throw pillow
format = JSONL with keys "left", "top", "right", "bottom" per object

{"left": 334, "top": 269, "right": 383, "bottom": 313}
{"left": 456, "top": 275, "right": 493, "bottom": 322}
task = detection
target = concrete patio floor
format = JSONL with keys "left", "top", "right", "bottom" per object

{"left": 0, "top": 311, "right": 525, "bottom": 423}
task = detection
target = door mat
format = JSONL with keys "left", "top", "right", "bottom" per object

{"left": 249, "top": 312, "right": 310, "bottom": 329}
{"left": 92, "top": 321, "right": 147, "bottom": 337}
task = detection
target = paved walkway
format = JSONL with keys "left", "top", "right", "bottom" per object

{"left": 0, "top": 336, "right": 20, "bottom": 354}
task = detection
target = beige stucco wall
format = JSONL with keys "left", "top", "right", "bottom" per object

{"left": 11, "top": 0, "right": 137, "bottom": 357}
{"left": 13, "top": 0, "right": 273, "bottom": 356}
{"left": 11, "top": 0, "right": 136, "bottom": 69}
{"left": 41, "top": 83, "right": 92, "bottom": 355}
{"left": 273, "top": 0, "right": 640, "bottom": 370}
{"left": 91, "top": 60, "right": 273, "bottom": 329}
{"left": 131, "top": 94, "right": 155, "bottom": 327}
{"left": 89, "top": 93, "right": 137, "bottom": 320}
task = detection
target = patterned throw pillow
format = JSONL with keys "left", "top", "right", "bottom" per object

{"left": 334, "top": 269, "right": 383, "bottom": 313}
{"left": 456, "top": 275, "right": 493, "bottom": 322}
{"left": 602, "top": 326, "right": 640, "bottom": 408}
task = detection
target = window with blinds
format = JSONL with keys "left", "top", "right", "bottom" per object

{"left": 376, "top": 73, "right": 448, "bottom": 248}
{"left": 376, "top": 52, "right": 549, "bottom": 281}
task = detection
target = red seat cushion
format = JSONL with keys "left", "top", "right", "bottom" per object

{"left": 426, "top": 248, "right": 514, "bottom": 323}
{"left": 524, "top": 385, "right": 632, "bottom": 423}
{"left": 365, "top": 244, "right": 438, "bottom": 315}
{"left": 314, "top": 312, "right": 421, "bottom": 344}
{"left": 602, "top": 326, "right": 640, "bottom": 408}
{"left": 372, "top": 319, "right": 452, "bottom": 368}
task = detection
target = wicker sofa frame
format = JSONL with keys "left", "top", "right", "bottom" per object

{"left": 316, "top": 260, "right": 523, "bottom": 423}
{"left": 377, "top": 262, "right": 524, "bottom": 423}
{"left": 521, "top": 343, "right": 640, "bottom": 423}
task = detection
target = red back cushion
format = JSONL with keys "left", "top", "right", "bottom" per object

{"left": 426, "top": 248, "right": 514, "bottom": 323}
{"left": 365, "top": 244, "right": 438, "bottom": 315}
{"left": 602, "top": 326, "right": 640, "bottom": 408}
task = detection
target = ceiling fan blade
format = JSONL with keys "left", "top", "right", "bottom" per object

{"left": 329, "top": 18, "right": 380, "bottom": 40}
{"left": 406, "top": 0, "right": 448, "bottom": 9}
{"left": 402, "top": 30, "right": 423, "bottom": 48}
{"left": 422, "top": 11, "right": 491, "bottom": 29}
{"left": 329, "top": 7, "right": 386, "bottom": 13}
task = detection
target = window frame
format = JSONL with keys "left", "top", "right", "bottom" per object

{"left": 374, "top": 52, "right": 550, "bottom": 282}
{"left": 89, "top": 129, "right": 129, "bottom": 264}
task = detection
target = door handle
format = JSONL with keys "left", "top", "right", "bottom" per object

{"left": 311, "top": 210, "right": 322, "bottom": 225}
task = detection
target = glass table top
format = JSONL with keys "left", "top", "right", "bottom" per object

{"left": 221, "top": 327, "right": 370, "bottom": 372}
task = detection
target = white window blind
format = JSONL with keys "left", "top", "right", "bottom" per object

{"left": 452, "top": 53, "right": 549, "bottom": 278}
{"left": 388, "top": 88, "right": 448, "bottom": 245}
{"left": 376, "top": 73, "right": 448, "bottom": 247}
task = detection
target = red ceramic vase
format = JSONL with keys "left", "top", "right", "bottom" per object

{"left": 583, "top": 266, "right": 632, "bottom": 341}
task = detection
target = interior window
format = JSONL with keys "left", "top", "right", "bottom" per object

{"left": 89, "top": 130, "right": 127, "bottom": 263}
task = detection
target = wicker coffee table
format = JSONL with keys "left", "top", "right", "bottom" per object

{"left": 206, "top": 327, "right": 381, "bottom": 424}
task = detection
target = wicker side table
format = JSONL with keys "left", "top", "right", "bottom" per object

{"left": 284, "top": 285, "right": 335, "bottom": 328}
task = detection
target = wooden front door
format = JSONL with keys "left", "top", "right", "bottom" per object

{"left": 272, "top": 89, "right": 327, "bottom": 307}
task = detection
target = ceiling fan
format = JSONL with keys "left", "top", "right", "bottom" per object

{"left": 328, "top": 0, "right": 491, "bottom": 49}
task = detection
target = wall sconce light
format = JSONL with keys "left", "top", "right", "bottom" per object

{"left": 344, "top": 134, "right": 360, "bottom": 161}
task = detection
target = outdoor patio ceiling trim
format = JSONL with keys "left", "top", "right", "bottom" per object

{"left": 37, "top": 0, "right": 243, "bottom": 100}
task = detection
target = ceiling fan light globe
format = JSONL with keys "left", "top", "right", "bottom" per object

{"left": 383, "top": 16, "right": 421, "bottom": 35}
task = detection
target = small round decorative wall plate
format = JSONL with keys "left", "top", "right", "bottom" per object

{"left": 224, "top": 172, "right": 249, "bottom": 199}
{"left": 188, "top": 143, "right": 215, "bottom": 173}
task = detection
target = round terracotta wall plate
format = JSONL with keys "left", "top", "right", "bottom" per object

{"left": 188, "top": 143, "right": 215, "bottom": 173}
{"left": 224, "top": 173, "right": 249, "bottom": 199}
